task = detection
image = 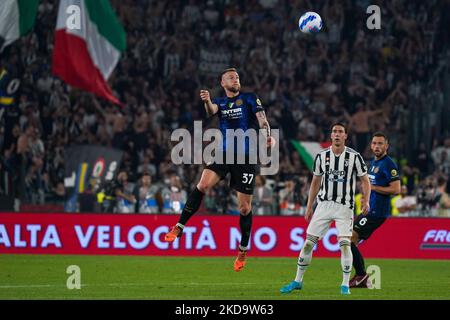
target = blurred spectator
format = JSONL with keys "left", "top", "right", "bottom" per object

{"left": 436, "top": 176, "right": 450, "bottom": 217}
{"left": 253, "top": 175, "right": 274, "bottom": 216}
{"left": 279, "top": 179, "right": 303, "bottom": 216}
{"left": 416, "top": 177, "right": 439, "bottom": 216}
{"left": 137, "top": 152, "right": 157, "bottom": 177}
{"left": 136, "top": 172, "right": 160, "bottom": 214}
{"left": 393, "top": 185, "right": 417, "bottom": 216}
{"left": 431, "top": 138, "right": 450, "bottom": 169}
{"left": 115, "top": 171, "right": 137, "bottom": 213}
{"left": 161, "top": 172, "right": 187, "bottom": 214}
{"left": 45, "top": 181, "right": 66, "bottom": 206}
{"left": 227, "top": 190, "right": 240, "bottom": 216}
{"left": 348, "top": 103, "right": 383, "bottom": 152}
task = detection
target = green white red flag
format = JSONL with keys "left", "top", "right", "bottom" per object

{"left": 52, "top": 0, "right": 126, "bottom": 105}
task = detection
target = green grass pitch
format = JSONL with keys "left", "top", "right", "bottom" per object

{"left": 1, "top": 254, "right": 449, "bottom": 300}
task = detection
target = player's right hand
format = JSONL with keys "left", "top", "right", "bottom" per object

{"left": 361, "top": 201, "right": 370, "bottom": 215}
{"left": 305, "top": 207, "right": 314, "bottom": 223}
{"left": 200, "top": 90, "right": 211, "bottom": 103}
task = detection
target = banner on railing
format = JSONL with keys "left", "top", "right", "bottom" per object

{"left": 0, "top": 213, "right": 449, "bottom": 259}
{"left": 64, "top": 145, "right": 123, "bottom": 212}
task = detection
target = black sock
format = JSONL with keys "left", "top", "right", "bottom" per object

{"left": 351, "top": 243, "right": 366, "bottom": 276}
{"left": 178, "top": 187, "right": 204, "bottom": 226}
{"left": 239, "top": 211, "right": 252, "bottom": 249}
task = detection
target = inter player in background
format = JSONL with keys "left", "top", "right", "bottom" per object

{"left": 164, "top": 68, "right": 275, "bottom": 272}
{"left": 280, "top": 123, "right": 371, "bottom": 295}
{"left": 350, "top": 132, "right": 401, "bottom": 288}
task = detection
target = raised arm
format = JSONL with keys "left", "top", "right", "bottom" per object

{"left": 256, "top": 111, "right": 271, "bottom": 137}
{"left": 199, "top": 90, "right": 218, "bottom": 117}
{"left": 256, "top": 111, "right": 275, "bottom": 148}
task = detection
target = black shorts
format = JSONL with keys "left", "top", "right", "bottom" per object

{"left": 353, "top": 214, "right": 386, "bottom": 240}
{"left": 205, "top": 162, "right": 259, "bottom": 195}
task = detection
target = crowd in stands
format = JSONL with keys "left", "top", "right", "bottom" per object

{"left": 0, "top": 0, "right": 449, "bottom": 216}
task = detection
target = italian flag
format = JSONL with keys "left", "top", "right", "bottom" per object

{"left": 291, "top": 141, "right": 331, "bottom": 171}
{"left": 0, "top": 0, "right": 39, "bottom": 52}
{"left": 52, "top": 0, "right": 126, "bottom": 105}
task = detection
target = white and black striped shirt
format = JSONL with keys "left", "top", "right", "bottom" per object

{"left": 313, "top": 147, "right": 368, "bottom": 209}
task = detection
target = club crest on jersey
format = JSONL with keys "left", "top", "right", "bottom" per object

{"left": 256, "top": 98, "right": 262, "bottom": 106}
{"left": 372, "top": 166, "right": 379, "bottom": 173}
{"left": 236, "top": 99, "right": 243, "bottom": 106}
{"left": 391, "top": 169, "right": 398, "bottom": 176}
{"left": 344, "top": 159, "right": 349, "bottom": 167}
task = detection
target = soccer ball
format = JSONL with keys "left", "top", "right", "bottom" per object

{"left": 298, "top": 12, "right": 323, "bottom": 33}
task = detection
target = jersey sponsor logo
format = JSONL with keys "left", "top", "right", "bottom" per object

{"left": 221, "top": 108, "right": 242, "bottom": 115}
{"left": 391, "top": 169, "right": 398, "bottom": 176}
{"left": 221, "top": 108, "right": 242, "bottom": 114}
{"left": 236, "top": 99, "right": 243, "bottom": 106}
{"left": 327, "top": 169, "right": 346, "bottom": 182}
{"left": 221, "top": 107, "right": 243, "bottom": 119}
{"left": 327, "top": 170, "right": 345, "bottom": 176}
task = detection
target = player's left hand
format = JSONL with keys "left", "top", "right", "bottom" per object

{"left": 361, "top": 201, "right": 370, "bottom": 215}
{"left": 267, "top": 136, "right": 276, "bottom": 148}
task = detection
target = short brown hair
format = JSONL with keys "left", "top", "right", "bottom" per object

{"left": 372, "top": 132, "right": 388, "bottom": 143}
{"left": 331, "top": 122, "right": 347, "bottom": 134}
{"left": 219, "top": 67, "right": 238, "bottom": 81}
{"left": 437, "top": 176, "right": 447, "bottom": 187}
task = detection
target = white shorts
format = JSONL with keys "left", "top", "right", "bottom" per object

{"left": 307, "top": 201, "right": 354, "bottom": 239}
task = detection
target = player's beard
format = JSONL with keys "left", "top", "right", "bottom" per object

{"left": 227, "top": 84, "right": 241, "bottom": 93}
{"left": 373, "top": 149, "right": 385, "bottom": 158}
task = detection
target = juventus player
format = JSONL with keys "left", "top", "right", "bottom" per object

{"left": 280, "top": 123, "right": 371, "bottom": 295}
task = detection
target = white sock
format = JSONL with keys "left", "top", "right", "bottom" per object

{"left": 175, "top": 223, "right": 185, "bottom": 229}
{"left": 339, "top": 238, "right": 353, "bottom": 286}
{"left": 295, "top": 236, "right": 318, "bottom": 283}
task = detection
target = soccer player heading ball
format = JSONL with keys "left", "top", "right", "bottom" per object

{"left": 280, "top": 123, "right": 371, "bottom": 295}
{"left": 164, "top": 68, "right": 275, "bottom": 272}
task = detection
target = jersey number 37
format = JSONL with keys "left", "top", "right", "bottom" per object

{"left": 242, "top": 173, "right": 254, "bottom": 184}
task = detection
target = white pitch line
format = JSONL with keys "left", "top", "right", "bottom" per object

{"left": 0, "top": 282, "right": 259, "bottom": 289}
{"left": 0, "top": 285, "right": 57, "bottom": 288}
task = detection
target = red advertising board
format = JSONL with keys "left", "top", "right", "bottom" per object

{"left": 0, "top": 213, "right": 449, "bottom": 259}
